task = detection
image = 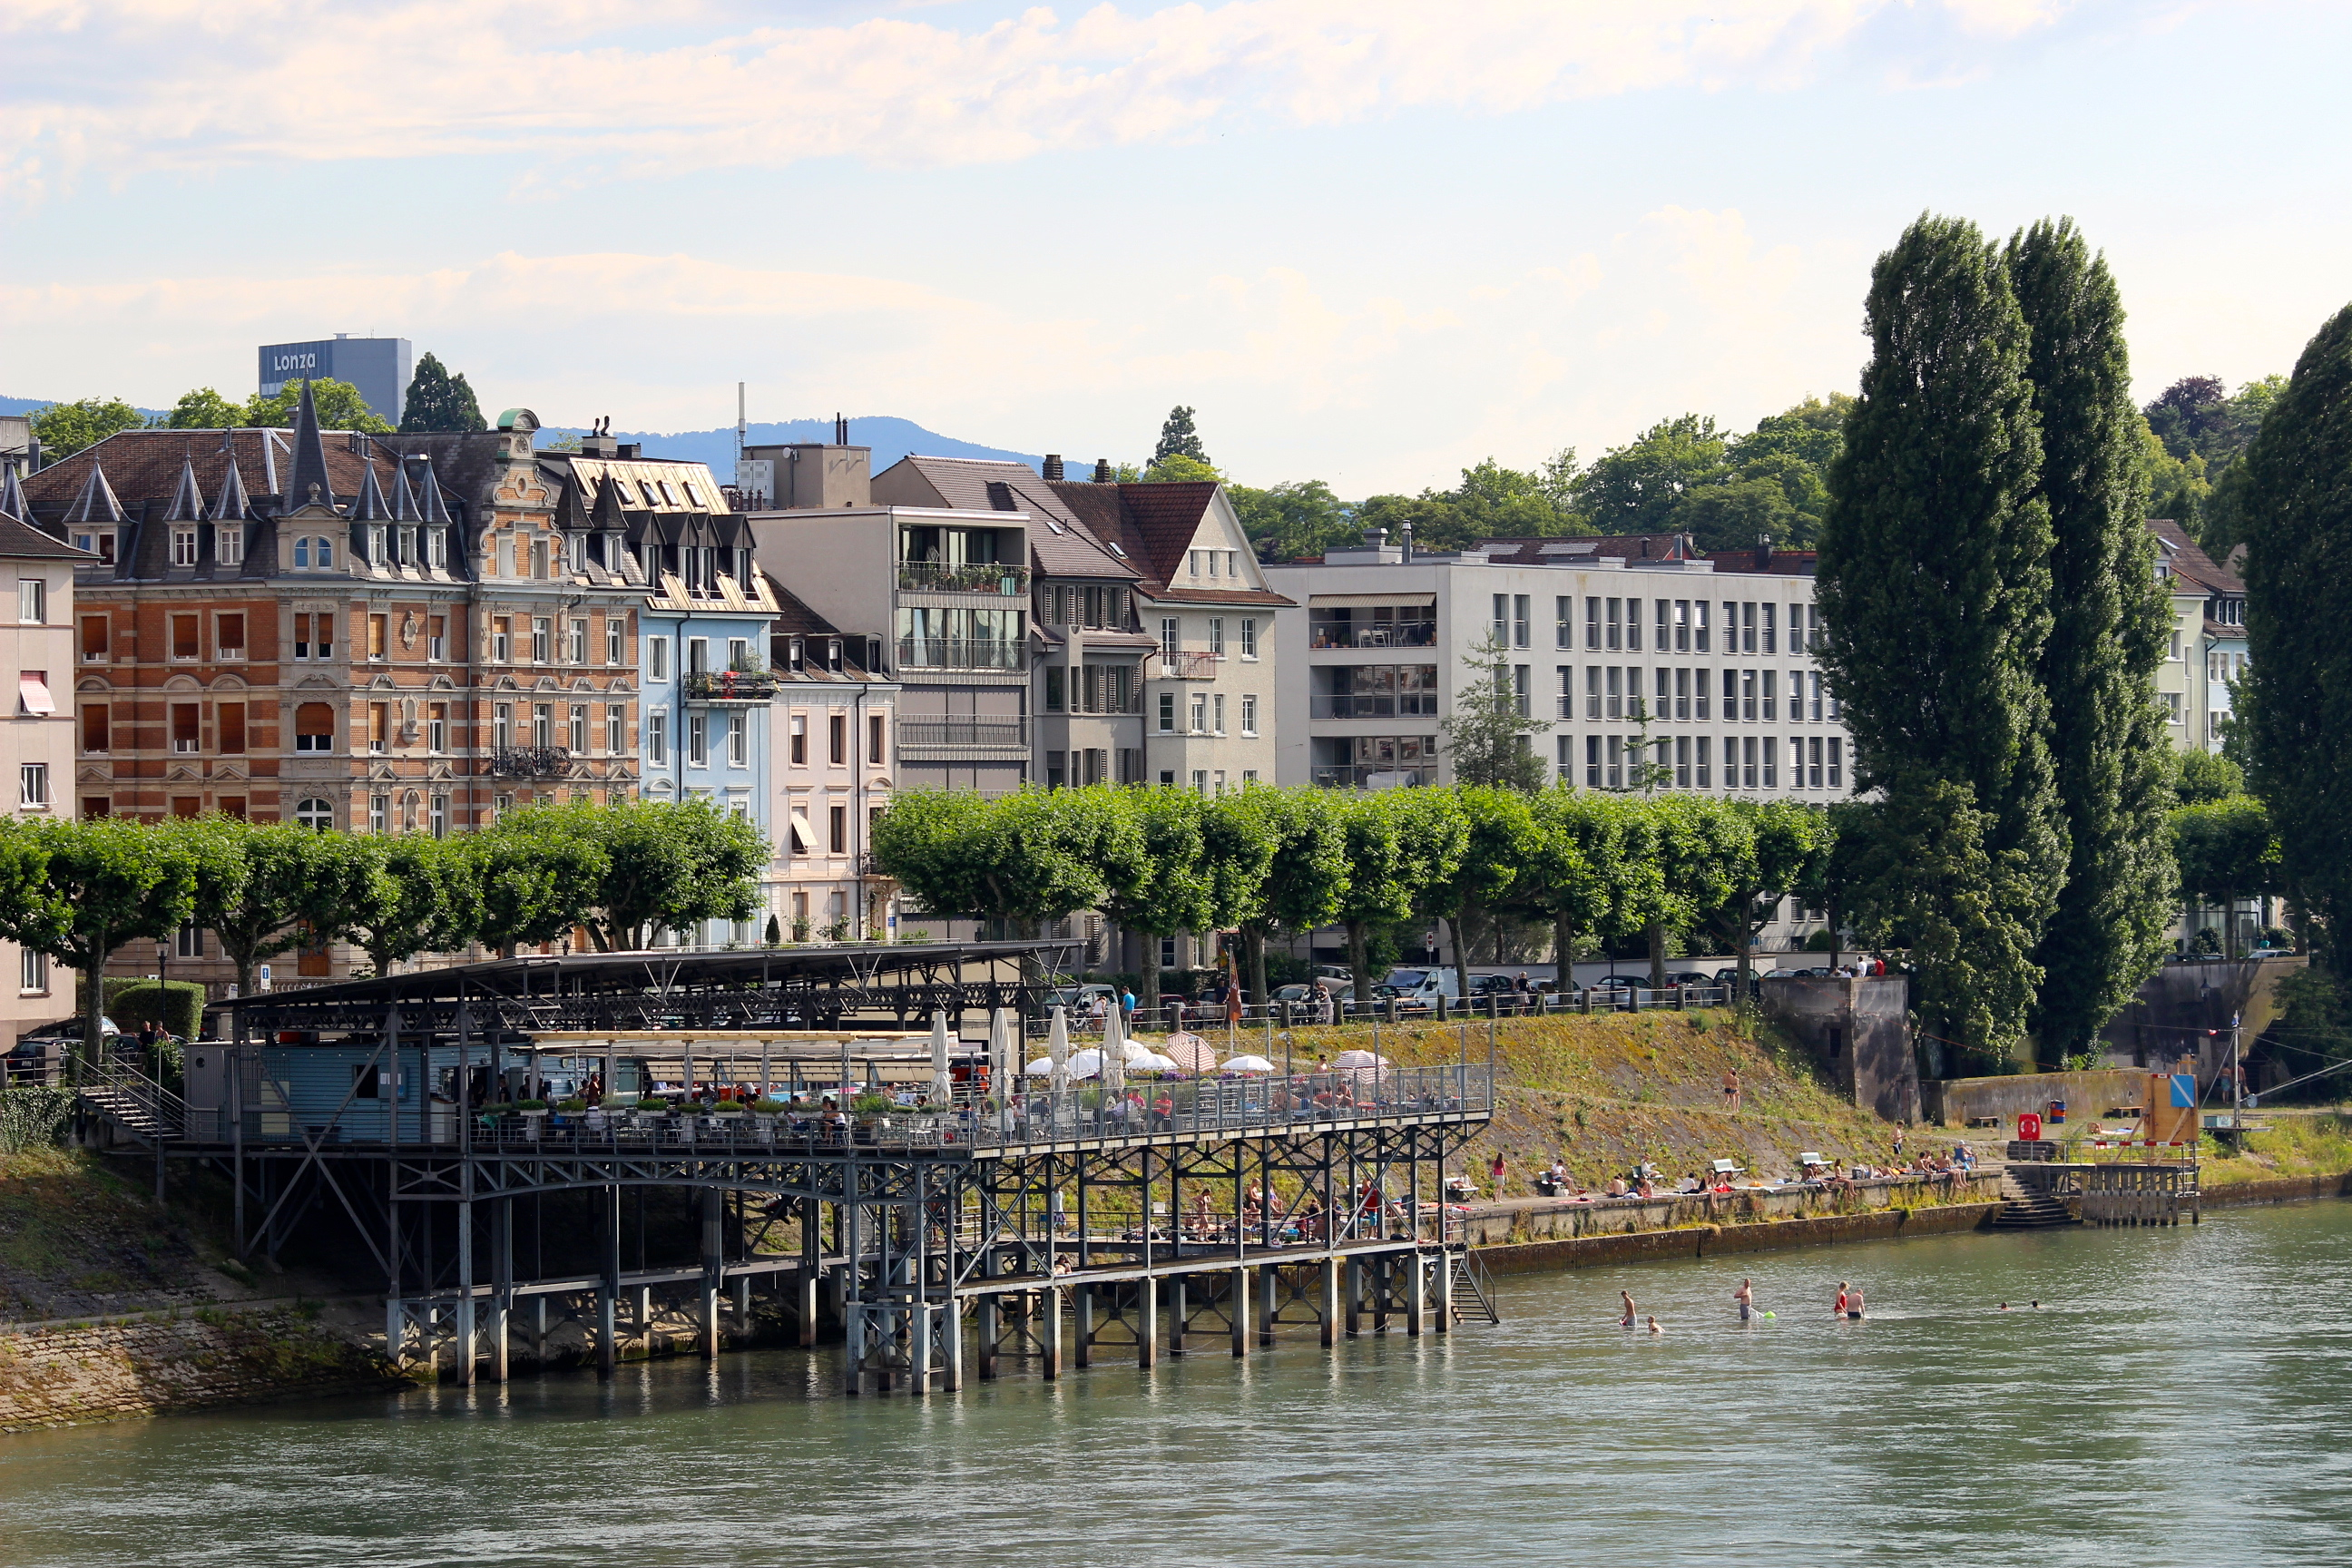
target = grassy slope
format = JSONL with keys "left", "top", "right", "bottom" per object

{"left": 1270, "top": 1010, "right": 1927, "bottom": 1192}
{"left": 2189, "top": 1113, "right": 2352, "bottom": 1187}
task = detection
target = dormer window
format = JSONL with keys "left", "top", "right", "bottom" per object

{"left": 789, "top": 636, "right": 805, "bottom": 671}
{"left": 369, "top": 525, "right": 387, "bottom": 566}
{"left": 827, "top": 638, "right": 842, "bottom": 672}
{"left": 399, "top": 525, "right": 417, "bottom": 564}
{"left": 172, "top": 527, "right": 199, "bottom": 566}
{"left": 427, "top": 529, "right": 447, "bottom": 570}
{"left": 216, "top": 526, "right": 243, "bottom": 566}
{"left": 607, "top": 477, "right": 634, "bottom": 506}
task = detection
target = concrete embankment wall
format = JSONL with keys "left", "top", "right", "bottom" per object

{"left": 1465, "top": 1171, "right": 2004, "bottom": 1274}
{"left": 1928, "top": 1070, "right": 2147, "bottom": 1129}
{"left": 0, "top": 1303, "right": 398, "bottom": 1434}
{"left": 2200, "top": 1172, "right": 2352, "bottom": 1209}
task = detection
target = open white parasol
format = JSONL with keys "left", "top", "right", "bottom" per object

{"left": 1221, "top": 1054, "right": 1277, "bottom": 1073}
{"left": 1126, "top": 1051, "right": 1181, "bottom": 1073}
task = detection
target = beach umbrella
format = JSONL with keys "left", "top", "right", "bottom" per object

{"left": 1126, "top": 1051, "right": 1181, "bottom": 1073}
{"left": 1222, "top": 1054, "right": 1277, "bottom": 1073}
{"left": 1024, "top": 1057, "right": 1056, "bottom": 1076}
{"left": 928, "top": 1013, "right": 955, "bottom": 1106}
{"left": 1163, "top": 1032, "right": 1218, "bottom": 1072}
{"left": 1064, "top": 1048, "right": 1106, "bottom": 1079}
{"left": 1047, "top": 1006, "right": 1072, "bottom": 1095}
{"left": 1331, "top": 1049, "right": 1388, "bottom": 1070}
{"left": 1102, "top": 1003, "right": 1129, "bottom": 1094}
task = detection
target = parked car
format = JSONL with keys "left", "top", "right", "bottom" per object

{"left": 1593, "top": 974, "right": 1655, "bottom": 991}
{"left": 1377, "top": 967, "right": 1460, "bottom": 1006}
{"left": 1465, "top": 974, "right": 1523, "bottom": 996}
{"left": 1044, "top": 983, "right": 1118, "bottom": 1014}
{"left": 1313, "top": 965, "right": 1356, "bottom": 985}
{"left": 1663, "top": 971, "right": 1713, "bottom": 987}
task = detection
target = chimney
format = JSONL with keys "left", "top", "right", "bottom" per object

{"left": 1093, "top": 458, "right": 1112, "bottom": 484}
{"left": 1043, "top": 454, "right": 1064, "bottom": 481}
{"left": 1639, "top": 536, "right": 1651, "bottom": 558}
{"left": 1756, "top": 533, "right": 1774, "bottom": 570}
{"left": 1363, "top": 526, "right": 1387, "bottom": 549}
{"left": 1399, "top": 520, "right": 1414, "bottom": 563}
{"left": 834, "top": 412, "right": 848, "bottom": 445}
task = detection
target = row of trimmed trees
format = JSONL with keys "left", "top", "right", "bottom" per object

{"left": 0, "top": 799, "right": 766, "bottom": 1054}
{"left": 871, "top": 782, "right": 1846, "bottom": 1014}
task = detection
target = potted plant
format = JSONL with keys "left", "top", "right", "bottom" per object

{"left": 634, "top": 1096, "right": 671, "bottom": 1122}
{"left": 710, "top": 1100, "right": 747, "bottom": 1133}
{"left": 556, "top": 1096, "right": 589, "bottom": 1114}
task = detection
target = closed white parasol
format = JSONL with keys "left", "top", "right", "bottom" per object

{"left": 1047, "top": 1006, "right": 1072, "bottom": 1095}
{"left": 1101, "top": 1003, "right": 1129, "bottom": 1094}
{"left": 928, "top": 1013, "right": 955, "bottom": 1105}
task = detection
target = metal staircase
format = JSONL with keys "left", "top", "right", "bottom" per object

{"left": 74, "top": 1051, "right": 187, "bottom": 1148}
{"left": 1448, "top": 1247, "right": 1501, "bottom": 1324}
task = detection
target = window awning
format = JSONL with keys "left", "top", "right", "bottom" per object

{"left": 17, "top": 673, "right": 54, "bottom": 716}
{"left": 1308, "top": 593, "right": 1437, "bottom": 609}
{"left": 789, "top": 813, "right": 815, "bottom": 853}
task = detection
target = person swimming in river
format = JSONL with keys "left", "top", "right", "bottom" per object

{"left": 1646, "top": 1316, "right": 1664, "bottom": 1334}
{"left": 1622, "top": 1290, "right": 1637, "bottom": 1328}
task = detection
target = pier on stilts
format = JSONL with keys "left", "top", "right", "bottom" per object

{"left": 78, "top": 941, "right": 1494, "bottom": 1394}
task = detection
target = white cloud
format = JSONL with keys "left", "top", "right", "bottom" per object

{"left": 0, "top": 214, "right": 1865, "bottom": 491}
{"left": 1, "top": 0, "right": 2075, "bottom": 200}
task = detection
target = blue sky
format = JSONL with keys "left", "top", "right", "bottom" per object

{"left": 4, "top": 1, "right": 2346, "bottom": 494}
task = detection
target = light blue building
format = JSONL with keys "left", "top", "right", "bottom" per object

{"left": 617, "top": 458, "right": 782, "bottom": 945}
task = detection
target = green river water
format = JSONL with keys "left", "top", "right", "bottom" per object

{"left": 5, "top": 1200, "right": 2349, "bottom": 1567}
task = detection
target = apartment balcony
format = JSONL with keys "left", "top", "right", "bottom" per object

{"left": 1313, "top": 764, "right": 1438, "bottom": 789}
{"left": 1310, "top": 693, "right": 1441, "bottom": 720}
{"left": 896, "top": 561, "right": 1030, "bottom": 595}
{"left": 895, "top": 636, "right": 1024, "bottom": 671}
{"left": 683, "top": 669, "right": 780, "bottom": 703}
{"left": 486, "top": 747, "right": 572, "bottom": 779}
{"left": 1308, "top": 622, "right": 1438, "bottom": 651}
{"left": 1154, "top": 651, "right": 1221, "bottom": 680}
{"left": 896, "top": 718, "right": 1031, "bottom": 750}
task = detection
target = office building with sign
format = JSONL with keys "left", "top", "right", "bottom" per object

{"left": 257, "top": 334, "right": 413, "bottom": 425}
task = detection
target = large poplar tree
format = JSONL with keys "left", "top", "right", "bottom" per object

{"left": 1817, "top": 212, "right": 2064, "bottom": 1063}
{"left": 2232, "top": 302, "right": 2352, "bottom": 971}
{"left": 2005, "top": 218, "right": 2178, "bottom": 1056}
{"left": 400, "top": 352, "right": 488, "bottom": 433}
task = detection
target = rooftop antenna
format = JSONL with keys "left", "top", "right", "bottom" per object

{"left": 737, "top": 382, "right": 747, "bottom": 463}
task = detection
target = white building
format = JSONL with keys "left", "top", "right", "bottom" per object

{"left": 761, "top": 579, "right": 900, "bottom": 943}
{"left": 0, "top": 473, "right": 93, "bottom": 1053}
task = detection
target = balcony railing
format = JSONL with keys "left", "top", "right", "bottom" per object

{"left": 897, "top": 719, "right": 1031, "bottom": 750}
{"left": 1313, "top": 764, "right": 1438, "bottom": 789}
{"left": 1308, "top": 622, "right": 1438, "bottom": 650}
{"left": 683, "top": 669, "right": 780, "bottom": 702}
{"left": 897, "top": 561, "right": 1030, "bottom": 595}
{"left": 1154, "top": 651, "right": 1220, "bottom": 680}
{"left": 896, "top": 636, "right": 1024, "bottom": 671}
{"left": 487, "top": 746, "right": 572, "bottom": 779}
{"left": 1310, "top": 693, "right": 1441, "bottom": 720}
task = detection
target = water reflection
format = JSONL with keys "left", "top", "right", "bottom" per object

{"left": 5, "top": 1205, "right": 2350, "bottom": 1567}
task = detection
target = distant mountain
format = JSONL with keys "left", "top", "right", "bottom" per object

{"left": 0, "top": 398, "right": 1045, "bottom": 478}
{"left": 544, "top": 416, "right": 1046, "bottom": 476}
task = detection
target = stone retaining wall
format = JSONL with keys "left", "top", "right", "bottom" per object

{"left": 1473, "top": 1200, "right": 2003, "bottom": 1275}
{"left": 0, "top": 1305, "right": 397, "bottom": 1434}
{"left": 1458, "top": 1171, "right": 2004, "bottom": 1248}
{"left": 2199, "top": 1171, "right": 2352, "bottom": 1209}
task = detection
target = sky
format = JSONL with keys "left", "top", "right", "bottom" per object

{"left": 4, "top": 0, "right": 2347, "bottom": 495}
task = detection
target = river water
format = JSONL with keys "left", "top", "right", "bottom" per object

{"left": 5, "top": 1201, "right": 2350, "bottom": 1568}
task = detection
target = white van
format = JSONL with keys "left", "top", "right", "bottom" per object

{"left": 1376, "top": 966, "right": 1460, "bottom": 1006}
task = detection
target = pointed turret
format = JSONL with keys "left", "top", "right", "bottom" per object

{"left": 388, "top": 458, "right": 420, "bottom": 522}
{"left": 415, "top": 459, "right": 452, "bottom": 524}
{"left": 0, "top": 464, "right": 27, "bottom": 523}
{"left": 590, "top": 469, "right": 629, "bottom": 531}
{"left": 165, "top": 456, "right": 208, "bottom": 522}
{"left": 64, "top": 460, "right": 126, "bottom": 524}
{"left": 283, "top": 379, "right": 336, "bottom": 511}
{"left": 210, "top": 455, "right": 250, "bottom": 522}
{"left": 348, "top": 458, "right": 391, "bottom": 522}
{"left": 553, "top": 470, "right": 590, "bottom": 531}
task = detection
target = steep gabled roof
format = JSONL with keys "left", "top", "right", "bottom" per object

{"left": 415, "top": 458, "right": 453, "bottom": 524}
{"left": 0, "top": 463, "right": 30, "bottom": 523}
{"left": 0, "top": 509, "right": 93, "bottom": 561}
{"left": 388, "top": 459, "right": 420, "bottom": 523}
{"left": 2148, "top": 518, "right": 2242, "bottom": 595}
{"left": 348, "top": 458, "right": 391, "bottom": 522}
{"left": 210, "top": 455, "right": 250, "bottom": 522}
{"left": 163, "top": 456, "right": 207, "bottom": 522}
{"left": 64, "top": 461, "right": 125, "bottom": 524}
{"left": 283, "top": 380, "right": 337, "bottom": 511}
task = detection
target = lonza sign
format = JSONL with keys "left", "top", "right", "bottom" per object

{"left": 269, "top": 351, "right": 320, "bottom": 375}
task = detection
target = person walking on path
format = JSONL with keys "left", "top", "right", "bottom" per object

{"left": 1723, "top": 1069, "right": 1741, "bottom": 1113}
{"left": 1734, "top": 1278, "right": 1755, "bottom": 1323}
{"left": 1489, "top": 1151, "right": 1507, "bottom": 1199}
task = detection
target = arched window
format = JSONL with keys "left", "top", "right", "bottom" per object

{"left": 293, "top": 798, "right": 334, "bottom": 831}
{"left": 315, "top": 536, "right": 334, "bottom": 569}
{"left": 293, "top": 537, "right": 310, "bottom": 568}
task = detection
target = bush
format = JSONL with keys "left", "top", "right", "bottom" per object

{"left": 0, "top": 1087, "right": 74, "bottom": 1153}
{"left": 88, "top": 977, "right": 208, "bottom": 1042}
{"left": 1803, "top": 928, "right": 1839, "bottom": 952}
{"left": 2256, "top": 926, "right": 2298, "bottom": 952}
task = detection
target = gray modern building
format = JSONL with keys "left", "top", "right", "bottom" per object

{"left": 258, "top": 335, "right": 413, "bottom": 426}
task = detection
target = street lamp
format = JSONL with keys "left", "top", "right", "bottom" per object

{"left": 155, "top": 941, "right": 170, "bottom": 1068}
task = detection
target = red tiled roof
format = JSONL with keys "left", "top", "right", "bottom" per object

{"left": 1142, "top": 585, "right": 1297, "bottom": 608}
{"left": 2147, "top": 519, "right": 2243, "bottom": 596}
{"left": 20, "top": 427, "right": 397, "bottom": 519}
{"left": 1704, "top": 548, "right": 1818, "bottom": 575}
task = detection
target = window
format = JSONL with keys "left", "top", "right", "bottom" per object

{"left": 21, "top": 947, "right": 48, "bottom": 994}
{"left": 429, "top": 796, "right": 448, "bottom": 838}
{"left": 1741, "top": 735, "right": 1759, "bottom": 789}
{"left": 165, "top": 701, "right": 199, "bottom": 754}
{"left": 828, "top": 713, "right": 847, "bottom": 765}
{"left": 1190, "top": 693, "right": 1208, "bottom": 733}
{"left": 568, "top": 619, "right": 588, "bottom": 664}
{"left": 369, "top": 794, "right": 389, "bottom": 834}
{"left": 80, "top": 615, "right": 108, "bottom": 662}
{"left": 1555, "top": 596, "right": 1573, "bottom": 649}
{"left": 1673, "top": 667, "right": 1690, "bottom": 721}
{"left": 1189, "top": 550, "right": 1202, "bottom": 578}
{"left": 1761, "top": 603, "right": 1778, "bottom": 654}
{"left": 1160, "top": 618, "right": 1180, "bottom": 658}
{"left": 1657, "top": 600, "right": 1671, "bottom": 652}
{"left": 607, "top": 705, "right": 624, "bottom": 754}
{"left": 16, "top": 580, "right": 44, "bottom": 624}
{"left": 2169, "top": 630, "right": 2183, "bottom": 662}
{"left": 294, "top": 703, "right": 335, "bottom": 753}
{"left": 172, "top": 613, "right": 199, "bottom": 660}
{"left": 1606, "top": 666, "right": 1622, "bottom": 720}
{"left": 648, "top": 710, "right": 669, "bottom": 766}
{"left": 1762, "top": 737, "right": 1779, "bottom": 789}
{"left": 19, "top": 764, "right": 47, "bottom": 808}
{"left": 649, "top": 635, "right": 671, "bottom": 681}
{"left": 368, "top": 702, "right": 388, "bottom": 754}
{"left": 726, "top": 713, "right": 746, "bottom": 767}
{"left": 1761, "top": 670, "right": 1777, "bottom": 722}
{"left": 13, "top": 669, "right": 54, "bottom": 717}
{"left": 1241, "top": 694, "right": 1259, "bottom": 736}
{"left": 1740, "top": 669, "right": 1757, "bottom": 721}
{"left": 207, "top": 612, "right": 244, "bottom": 662}
{"left": 292, "top": 797, "right": 333, "bottom": 831}
{"left": 82, "top": 703, "right": 108, "bottom": 753}
{"left": 217, "top": 702, "right": 245, "bottom": 754}
{"left": 292, "top": 537, "right": 308, "bottom": 568}
{"left": 1492, "top": 593, "right": 1509, "bottom": 645}
{"left": 828, "top": 805, "right": 847, "bottom": 856}
{"left": 1191, "top": 769, "right": 1209, "bottom": 793}
{"left": 1740, "top": 602, "right": 1757, "bottom": 653}
{"left": 428, "top": 703, "right": 447, "bottom": 752}
{"left": 1585, "top": 666, "right": 1602, "bottom": 721}
{"left": 1828, "top": 737, "right": 1843, "bottom": 789}
{"left": 1675, "top": 735, "right": 1691, "bottom": 788}
{"left": 419, "top": 614, "right": 443, "bottom": 662}
{"left": 1213, "top": 692, "right": 1227, "bottom": 735}
{"left": 1209, "top": 618, "right": 1224, "bottom": 657}
{"left": 1624, "top": 597, "right": 1641, "bottom": 652}
{"left": 533, "top": 702, "right": 553, "bottom": 750}
{"left": 1240, "top": 618, "right": 1258, "bottom": 659}
{"left": 1514, "top": 665, "right": 1531, "bottom": 718}
{"left": 1510, "top": 594, "right": 1530, "bottom": 649}
{"left": 1606, "top": 597, "right": 1622, "bottom": 651}
{"left": 172, "top": 526, "right": 198, "bottom": 566}
{"left": 426, "top": 528, "right": 446, "bottom": 570}
{"left": 493, "top": 703, "right": 512, "bottom": 751}
{"left": 1605, "top": 735, "right": 1622, "bottom": 789}
{"left": 1808, "top": 736, "right": 1824, "bottom": 789}
{"left": 869, "top": 713, "right": 886, "bottom": 766}
{"left": 368, "top": 613, "right": 387, "bottom": 662}
{"left": 1693, "top": 668, "right": 1710, "bottom": 721}
{"left": 607, "top": 619, "right": 624, "bottom": 666}
{"left": 1694, "top": 600, "right": 1711, "bottom": 652}
{"left": 688, "top": 713, "right": 708, "bottom": 767}
{"left": 570, "top": 704, "right": 589, "bottom": 754}
{"left": 2162, "top": 691, "right": 2183, "bottom": 724}
{"left": 1696, "top": 735, "right": 1711, "bottom": 789}
{"left": 1159, "top": 691, "right": 1176, "bottom": 733}
{"left": 532, "top": 617, "right": 551, "bottom": 663}
{"left": 530, "top": 538, "right": 548, "bottom": 579}
{"left": 492, "top": 617, "right": 511, "bottom": 662}
{"left": 789, "top": 713, "right": 807, "bottom": 765}
{"left": 1584, "top": 596, "right": 1601, "bottom": 651}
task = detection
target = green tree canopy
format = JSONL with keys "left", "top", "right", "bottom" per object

{"left": 399, "top": 352, "right": 487, "bottom": 433}
{"left": 164, "top": 387, "right": 245, "bottom": 429}
{"left": 1230, "top": 478, "right": 1354, "bottom": 563}
{"left": 470, "top": 818, "right": 610, "bottom": 956}
{"left": 1573, "top": 414, "right": 1728, "bottom": 534}
{"left": 1153, "top": 406, "right": 1208, "bottom": 466}
{"left": 189, "top": 819, "right": 368, "bottom": 996}
{"left": 1441, "top": 631, "right": 1549, "bottom": 790}
{"left": 1816, "top": 211, "right": 2064, "bottom": 1058}
{"left": 342, "top": 833, "right": 483, "bottom": 975}
{"left": 2169, "top": 795, "right": 2281, "bottom": 957}
{"left": 1143, "top": 453, "right": 1221, "bottom": 484}
{"left": 1224, "top": 785, "right": 1348, "bottom": 1001}
{"left": 0, "top": 818, "right": 201, "bottom": 1057}
{"left": 1417, "top": 786, "right": 1535, "bottom": 1001}
{"left": 2167, "top": 748, "right": 2244, "bottom": 806}
{"left": 30, "top": 397, "right": 151, "bottom": 459}
{"left": 2007, "top": 217, "right": 2179, "bottom": 1056}
{"left": 243, "top": 378, "right": 392, "bottom": 434}
{"left": 1091, "top": 787, "right": 1209, "bottom": 1016}
{"left": 1512, "top": 787, "right": 1659, "bottom": 971}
